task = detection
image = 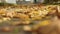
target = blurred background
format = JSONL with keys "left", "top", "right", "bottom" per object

{"left": 0, "top": 0, "right": 59, "bottom": 5}
{"left": 0, "top": 0, "right": 60, "bottom": 34}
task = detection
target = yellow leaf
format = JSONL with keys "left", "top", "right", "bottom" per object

{"left": 39, "top": 20, "right": 50, "bottom": 26}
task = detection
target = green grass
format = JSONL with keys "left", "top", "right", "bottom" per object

{"left": 13, "top": 28, "right": 19, "bottom": 34}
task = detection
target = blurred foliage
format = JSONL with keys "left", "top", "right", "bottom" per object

{"left": 0, "top": 2, "right": 16, "bottom": 6}
{"left": 33, "top": 20, "right": 51, "bottom": 30}
{"left": 44, "top": 0, "right": 59, "bottom": 4}
{"left": 13, "top": 28, "right": 19, "bottom": 34}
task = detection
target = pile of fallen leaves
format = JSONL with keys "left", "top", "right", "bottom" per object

{"left": 0, "top": 5, "right": 59, "bottom": 25}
